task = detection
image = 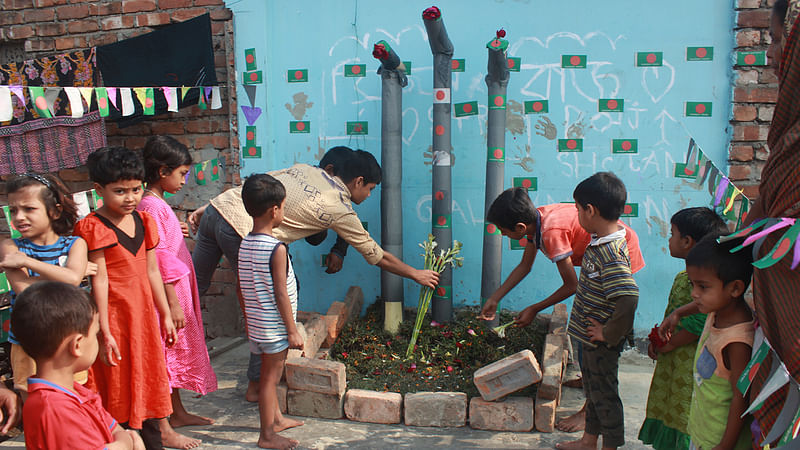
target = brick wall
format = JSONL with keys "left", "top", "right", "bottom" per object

{"left": 732, "top": 0, "right": 778, "bottom": 199}
{"left": 0, "top": 0, "right": 243, "bottom": 337}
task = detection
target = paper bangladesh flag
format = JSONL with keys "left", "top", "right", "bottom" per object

{"left": 507, "top": 57, "right": 521, "bottom": 72}
{"left": 674, "top": 162, "right": 699, "bottom": 179}
{"left": 290, "top": 121, "right": 310, "bottom": 133}
{"left": 432, "top": 285, "right": 451, "bottom": 299}
{"left": 245, "top": 126, "right": 257, "bottom": 146}
{"left": 133, "top": 87, "right": 155, "bottom": 115}
{"left": 433, "top": 214, "right": 451, "bottom": 228}
{"left": 489, "top": 94, "right": 506, "bottom": 110}
{"left": 612, "top": 139, "right": 638, "bottom": 154}
{"left": 89, "top": 190, "right": 103, "bottom": 210}
{"left": 95, "top": 87, "right": 110, "bottom": 116}
{"left": 562, "top": 55, "right": 587, "bottom": 68}
{"left": 451, "top": 58, "right": 465, "bottom": 72}
{"left": 243, "top": 70, "right": 263, "bottom": 85}
{"left": 599, "top": 98, "right": 623, "bottom": 112}
{"left": 195, "top": 162, "right": 207, "bottom": 185}
{"left": 510, "top": 237, "right": 528, "bottom": 250}
{"left": 243, "top": 145, "right": 261, "bottom": 158}
{"left": 687, "top": 46, "right": 713, "bottom": 61}
{"left": 346, "top": 121, "right": 368, "bottom": 135}
{"left": 558, "top": 139, "right": 583, "bottom": 152}
{"left": 344, "top": 64, "right": 366, "bottom": 77}
{"left": 621, "top": 203, "right": 639, "bottom": 217}
{"left": 485, "top": 222, "right": 501, "bottom": 236}
{"left": 686, "top": 102, "right": 712, "bottom": 117}
{"left": 488, "top": 147, "right": 505, "bottom": 162}
{"left": 636, "top": 52, "right": 663, "bottom": 67}
{"left": 28, "top": 86, "right": 52, "bottom": 118}
{"left": 524, "top": 100, "right": 548, "bottom": 114}
{"left": 209, "top": 159, "right": 220, "bottom": 181}
{"left": 2, "top": 205, "right": 21, "bottom": 239}
{"left": 245, "top": 48, "right": 257, "bottom": 71}
{"left": 737, "top": 51, "right": 767, "bottom": 66}
{"left": 288, "top": 69, "right": 308, "bottom": 82}
{"left": 513, "top": 177, "right": 537, "bottom": 191}
{"left": 454, "top": 101, "right": 478, "bottom": 117}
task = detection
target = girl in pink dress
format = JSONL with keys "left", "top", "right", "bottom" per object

{"left": 138, "top": 136, "right": 217, "bottom": 449}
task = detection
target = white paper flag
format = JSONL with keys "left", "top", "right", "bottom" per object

{"left": 44, "top": 88, "right": 60, "bottom": 116}
{"left": 72, "top": 191, "right": 91, "bottom": 219}
{"left": 210, "top": 86, "right": 222, "bottom": 110}
{"left": 120, "top": 88, "right": 134, "bottom": 116}
{"left": 0, "top": 86, "right": 12, "bottom": 122}
{"left": 64, "top": 87, "right": 84, "bottom": 118}
{"left": 162, "top": 87, "right": 178, "bottom": 112}
{"left": 78, "top": 87, "right": 94, "bottom": 109}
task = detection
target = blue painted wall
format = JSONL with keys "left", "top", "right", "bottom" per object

{"left": 226, "top": 0, "right": 735, "bottom": 334}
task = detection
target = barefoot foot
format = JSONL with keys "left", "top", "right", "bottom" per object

{"left": 556, "top": 409, "right": 586, "bottom": 432}
{"left": 555, "top": 437, "right": 596, "bottom": 450}
{"left": 169, "top": 411, "right": 214, "bottom": 428}
{"left": 246, "top": 380, "right": 259, "bottom": 403}
{"left": 258, "top": 434, "right": 298, "bottom": 449}
{"left": 161, "top": 428, "right": 201, "bottom": 449}
{"left": 274, "top": 417, "right": 304, "bottom": 433}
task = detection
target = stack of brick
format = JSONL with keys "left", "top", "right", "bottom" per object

{"left": 535, "top": 303, "right": 570, "bottom": 432}
{"left": 284, "top": 357, "right": 347, "bottom": 419}
{"left": 470, "top": 349, "right": 542, "bottom": 431}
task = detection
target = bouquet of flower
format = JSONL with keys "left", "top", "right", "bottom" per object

{"left": 406, "top": 234, "right": 463, "bottom": 358}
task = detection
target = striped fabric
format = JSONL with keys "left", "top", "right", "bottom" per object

{"left": 568, "top": 231, "right": 639, "bottom": 348}
{"left": 238, "top": 233, "right": 297, "bottom": 343}
{"left": 8, "top": 236, "right": 78, "bottom": 344}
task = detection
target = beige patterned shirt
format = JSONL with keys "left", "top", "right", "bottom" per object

{"left": 210, "top": 164, "right": 384, "bottom": 265}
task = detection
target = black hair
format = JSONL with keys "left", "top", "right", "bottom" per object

{"left": 241, "top": 173, "right": 286, "bottom": 218}
{"left": 775, "top": 0, "right": 789, "bottom": 21}
{"left": 7, "top": 174, "right": 78, "bottom": 236}
{"left": 338, "top": 150, "right": 382, "bottom": 185}
{"left": 11, "top": 281, "right": 97, "bottom": 360}
{"left": 142, "top": 136, "right": 193, "bottom": 185}
{"left": 686, "top": 235, "right": 753, "bottom": 291}
{"left": 572, "top": 171, "right": 627, "bottom": 221}
{"left": 487, "top": 187, "right": 538, "bottom": 230}
{"left": 319, "top": 146, "right": 354, "bottom": 177}
{"left": 86, "top": 146, "right": 145, "bottom": 186}
{"left": 670, "top": 207, "right": 729, "bottom": 243}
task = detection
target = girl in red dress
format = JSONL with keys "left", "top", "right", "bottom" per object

{"left": 76, "top": 147, "right": 177, "bottom": 449}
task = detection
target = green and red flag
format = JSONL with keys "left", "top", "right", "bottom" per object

{"left": 95, "top": 87, "right": 110, "bottom": 117}
{"left": 489, "top": 94, "right": 506, "bottom": 110}
{"left": 245, "top": 126, "right": 257, "bottom": 146}
{"left": 288, "top": 69, "right": 308, "bottom": 82}
{"left": 243, "top": 70, "right": 263, "bottom": 85}
{"left": 28, "top": 86, "right": 51, "bottom": 118}
{"left": 621, "top": 203, "right": 639, "bottom": 218}
{"left": 612, "top": 139, "right": 638, "bottom": 154}
{"left": 636, "top": 52, "right": 663, "bottom": 67}
{"left": 524, "top": 100, "right": 549, "bottom": 114}
{"left": 674, "top": 162, "right": 699, "bottom": 179}
{"left": 507, "top": 57, "right": 521, "bottom": 72}
{"left": 737, "top": 340, "right": 770, "bottom": 395}
{"left": 194, "top": 162, "right": 207, "bottom": 185}
{"left": 687, "top": 46, "right": 714, "bottom": 61}
{"left": 562, "top": 55, "right": 587, "bottom": 69}
{"left": 485, "top": 222, "right": 501, "bottom": 236}
{"left": 433, "top": 214, "right": 451, "bottom": 228}
{"left": 737, "top": 51, "right": 767, "bottom": 66}
{"left": 290, "top": 121, "right": 310, "bottom": 133}
{"left": 558, "top": 139, "right": 583, "bottom": 152}
{"left": 599, "top": 98, "right": 624, "bottom": 112}
{"left": 488, "top": 147, "right": 505, "bottom": 162}
{"left": 2, "top": 206, "right": 21, "bottom": 239}
{"left": 513, "top": 177, "right": 537, "bottom": 191}
{"left": 210, "top": 159, "right": 220, "bottom": 181}
{"left": 454, "top": 101, "right": 478, "bottom": 117}
{"left": 433, "top": 285, "right": 452, "bottom": 299}
{"left": 89, "top": 190, "right": 103, "bottom": 210}
{"left": 243, "top": 145, "right": 262, "bottom": 158}
{"left": 686, "top": 102, "right": 712, "bottom": 117}
{"left": 402, "top": 61, "right": 412, "bottom": 72}
{"left": 510, "top": 237, "right": 528, "bottom": 250}
{"left": 451, "top": 58, "right": 465, "bottom": 72}
{"left": 245, "top": 48, "right": 257, "bottom": 71}
{"left": 133, "top": 87, "right": 155, "bottom": 115}
{"left": 344, "top": 64, "right": 366, "bottom": 77}
{"left": 346, "top": 121, "right": 368, "bottom": 135}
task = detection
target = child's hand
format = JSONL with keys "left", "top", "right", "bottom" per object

{"left": 180, "top": 222, "right": 190, "bottom": 238}
{"left": 85, "top": 261, "right": 98, "bottom": 277}
{"left": 647, "top": 342, "right": 658, "bottom": 360}
{"left": 586, "top": 318, "right": 606, "bottom": 342}
{"left": 169, "top": 303, "right": 186, "bottom": 330}
{"left": 128, "top": 430, "right": 145, "bottom": 450}
{"left": 0, "top": 250, "right": 27, "bottom": 270}
{"left": 478, "top": 299, "right": 499, "bottom": 321}
{"left": 288, "top": 331, "right": 304, "bottom": 353}
{"left": 658, "top": 312, "right": 679, "bottom": 342}
{"left": 162, "top": 317, "right": 178, "bottom": 347}
{"left": 513, "top": 305, "right": 540, "bottom": 327}
{"left": 101, "top": 332, "right": 122, "bottom": 366}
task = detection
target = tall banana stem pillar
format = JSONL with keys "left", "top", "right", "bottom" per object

{"left": 423, "top": 6, "right": 454, "bottom": 323}
{"left": 374, "top": 41, "right": 408, "bottom": 334}
{"left": 480, "top": 34, "right": 510, "bottom": 327}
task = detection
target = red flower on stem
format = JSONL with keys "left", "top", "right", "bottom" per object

{"left": 373, "top": 43, "right": 389, "bottom": 60}
{"left": 341, "top": 352, "right": 348, "bottom": 358}
{"left": 648, "top": 324, "right": 667, "bottom": 348}
{"left": 496, "top": 28, "right": 506, "bottom": 39}
{"left": 422, "top": 6, "right": 441, "bottom": 20}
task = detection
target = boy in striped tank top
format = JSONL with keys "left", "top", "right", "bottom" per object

{"left": 558, "top": 172, "right": 639, "bottom": 450}
{"left": 238, "top": 174, "right": 304, "bottom": 450}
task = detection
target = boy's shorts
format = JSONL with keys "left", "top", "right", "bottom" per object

{"left": 249, "top": 339, "right": 289, "bottom": 355}
{"left": 11, "top": 343, "right": 88, "bottom": 391}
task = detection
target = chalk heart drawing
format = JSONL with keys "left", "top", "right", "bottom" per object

{"left": 402, "top": 107, "right": 419, "bottom": 145}
{"left": 642, "top": 61, "right": 675, "bottom": 104}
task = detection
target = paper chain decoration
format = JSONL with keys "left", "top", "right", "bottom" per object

{"left": 0, "top": 85, "right": 222, "bottom": 122}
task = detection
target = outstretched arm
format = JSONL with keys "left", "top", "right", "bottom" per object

{"left": 479, "top": 242, "right": 537, "bottom": 321}
{"left": 515, "top": 256, "right": 578, "bottom": 327}
{"left": 376, "top": 251, "right": 440, "bottom": 288}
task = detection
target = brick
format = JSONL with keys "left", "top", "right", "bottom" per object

{"left": 729, "top": 164, "right": 752, "bottom": 181}
{"left": 733, "top": 104, "right": 758, "bottom": 122}
{"left": 742, "top": 184, "right": 761, "bottom": 198}
{"left": 25, "top": 39, "right": 55, "bottom": 52}
{"left": 736, "top": 29, "right": 761, "bottom": 47}
{"left": 468, "top": 397, "right": 534, "bottom": 432}
{"left": 194, "top": 135, "right": 229, "bottom": 150}
{"left": 56, "top": 4, "right": 89, "bottom": 19}
{"left": 135, "top": 12, "right": 170, "bottom": 27}
{"left": 758, "top": 105, "right": 775, "bottom": 122}
{"left": 7, "top": 0, "right": 33, "bottom": 8}
{"left": 314, "top": 348, "right": 331, "bottom": 360}
{"left": 733, "top": 124, "right": 770, "bottom": 141}
{"left": 538, "top": 334, "right": 566, "bottom": 401}
{"left": 534, "top": 395, "right": 557, "bottom": 432}
{"left": 89, "top": 2, "right": 122, "bottom": 15}
{"left": 24, "top": 9, "right": 55, "bottom": 22}
{"left": 344, "top": 389, "right": 402, "bottom": 424}
{"left": 736, "top": 70, "right": 759, "bottom": 85}
{"left": 101, "top": 15, "right": 135, "bottom": 30}
{"left": 124, "top": 136, "right": 148, "bottom": 150}
{"left": 277, "top": 382, "right": 288, "bottom": 414}
{"left": 301, "top": 315, "right": 328, "bottom": 360}
{"left": 287, "top": 389, "right": 343, "bottom": 419}
{"left": 55, "top": 37, "right": 86, "bottom": 51}
{"left": 172, "top": 7, "right": 207, "bottom": 22}
{"left": 0, "top": 12, "right": 23, "bottom": 26}
{"left": 37, "top": 23, "right": 66, "bottom": 37}
{"left": 158, "top": 0, "right": 192, "bottom": 8}
{"left": 87, "top": 33, "right": 120, "bottom": 47}
{"left": 737, "top": 0, "right": 761, "bottom": 7}
{"left": 761, "top": 68, "right": 779, "bottom": 84}
{"left": 738, "top": 9, "right": 771, "bottom": 28}
{"left": 324, "top": 301, "right": 346, "bottom": 347}
{"left": 296, "top": 311, "right": 322, "bottom": 323}
{"left": 150, "top": 121, "right": 186, "bottom": 135}
{"left": 285, "top": 357, "right": 346, "bottom": 395}
{"left": 185, "top": 119, "right": 217, "bottom": 134}
{"left": 8, "top": 25, "right": 35, "bottom": 40}
{"left": 122, "top": 0, "right": 156, "bottom": 13}
{"left": 67, "top": 20, "right": 100, "bottom": 34}
{"left": 404, "top": 392, "right": 466, "bottom": 427}
{"left": 473, "top": 350, "right": 542, "bottom": 401}
{"left": 344, "top": 286, "right": 364, "bottom": 321}
{"left": 195, "top": 0, "right": 224, "bottom": 5}
{"left": 209, "top": 8, "right": 233, "bottom": 20}
{"left": 211, "top": 21, "right": 225, "bottom": 35}
{"left": 58, "top": 167, "right": 88, "bottom": 182}
{"left": 548, "top": 303, "right": 568, "bottom": 335}
{"left": 730, "top": 145, "right": 755, "bottom": 162}
{"left": 35, "top": 0, "right": 67, "bottom": 5}
{"left": 734, "top": 86, "right": 778, "bottom": 103}
{"left": 286, "top": 322, "right": 307, "bottom": 361}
